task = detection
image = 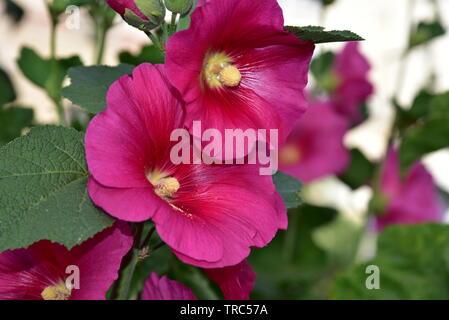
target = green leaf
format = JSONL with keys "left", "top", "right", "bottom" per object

{"left": 17, "top": 47, "right": 52, "bottom": 89}
{"left": 119, "top": 45, "right": 164, "bottom": 65}
{"left": 0, "top": 106, "right": 33, "bottom": 146}
{"left": 0, "top": 125, "right": 113, "bottom": 252}
{"left": 17, "top": 47, "right": 82, "bottom": 101}
{"left": 339, "top": 149, "right": 376, "bottom": 189}
{"left": 409, "top": 21, "right": 446, "bottom": 49}
{"left": 0, "top": 68, "right": 16, "bottom": 106}
{"left": 61, "top": 64, "right": 134, "bottom": 114}
{"left": 273, "top": 172, "right": 303, "bottom": 209}
{"left": 332, "top": 224, "right": 449, "bottom": 299}
{"left": 400, "top": 117, "right": 449, "bottom": 171}
{"left": 285, "top": 26, "right": 364, "bottom": 44}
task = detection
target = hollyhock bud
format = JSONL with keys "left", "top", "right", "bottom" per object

{"left": 374, "top": 148, "right": 442, "bottom": 230}
{"left": 86, "top": 64, "right": 287, "bottom": 268}
{"left": 0, "top": 223, "right": 132, "bottom": 300}
{"left": 107, "top": 0, "right": 165, "bottom": 31}
{"left": 164, "top": 0, "right": 193, "bottom": 15}
{"left": 279, "top": 101, "right": 350, "bottom": 183}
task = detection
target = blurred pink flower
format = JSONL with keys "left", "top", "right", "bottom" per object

{"left": 0, "top": 223, "right": 132, "bottom": 300}
{"left": 375, "top": 148, "right": 442, "bottom": 230}
{"left": 204, "top": 260, "right": 256, "bottom": 300}
{"left": 165, "top": 0, "right": 315, "bottom": 144}
{"left": 332, "top": 42, "right": 373, "bottom": 122}
{"left": 279, "top": 101, "right": 350, "bottom": 183}
{"left": 141, "top": 273, "right": 197, "bottom": 300}
{"left": 86, "top": 63, "right": 287, "bottom": 268}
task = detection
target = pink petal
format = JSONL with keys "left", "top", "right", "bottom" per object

{"left": 204, "top": 260, "right": 256, "bottom": 300}
{"left": 141, "top": 273, "right": 196, "bottom": 300}
{"left": 70, "top": 222, "right": 133, "bottom": 300}
{"left": 86, "top": 63, "right": 185, "bottom": 189}
{"left": 88, "top": 178, "right": 165, "bottom": 222}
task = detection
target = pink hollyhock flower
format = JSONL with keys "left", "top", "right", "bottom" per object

{"left": 0, "top": 223, "right": 132, "bottom": 300}
{"left": 86, "top": 63, "right": 286, "bottom": 268}
{"left": 165, "top": 0, "right": 315, "bottom": 144}
{"left": 279, "top": 101, "right": 350, "bottom": 183}
{"left": 332, "top": 42, "right": 373, "bottom": 122}
{"left": 141, "top": 273, "right": 197, "bottom": 300}
{"left": 204, "top": 260, "right": 255, "bottom": 300}
{"left": 375, "top": 148, "right": 442, "bottom": 230}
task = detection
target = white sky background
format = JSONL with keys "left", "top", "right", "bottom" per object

{"left": 0, "top": 0, "right": 448, "bottom": 196}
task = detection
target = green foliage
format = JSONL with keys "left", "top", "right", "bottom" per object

{"left": 285, "top": 26, "right": 364, "bottom": 44}
{"left": 409, "top": 21, "right": 446, "bottom": 49}
{"left": 0, "top": 68, "right": 16, "bottom": 106}
{"left": 61, "top": 64, "right": 134, "bottom": 114}
{"left": 0, "top": 126, "right": 113, "bottom": 252}
{"left": 273, "top": 172, "right": 303, "bottom": 209}
{"left": 339, "top": 149, "right": 376, "bottom": 189}
{"left": 119, "top": 45, "right": 165, "bottom": 65}
{"left": 250, "top": 205, "right": 339, "bottom": 299}
{"left": 332, "top": 224, "right": 449, "bottom": 299}
{"left": 0, "top": 107, "right": 34, "bottom": 146}
{"left": 395, "top": 90, "right": 449, "bottom": 171}
{"left": 17, "top": 47, "right": 82, "bottom": 102}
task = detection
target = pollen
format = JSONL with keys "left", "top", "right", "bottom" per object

{"left": 279, "top": 144, "right": 302, "bottom": 165}
{"left": 41, "top": 282, "right": 71, "bottom": 300}
{"left": 203, "top": 52, "right": 241, "bottom": 88}
{"left": 155, "top": 177, "right": 180, "bottom": 199}
{"left": 219, "top": 65, "right": 241, "bottom": 87}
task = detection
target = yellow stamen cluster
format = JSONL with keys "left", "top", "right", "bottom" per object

{"left": 41, "top": 282, "right": 71, "bottom": 300}
{"left": 147, "top": 171, "right": 180, "bottom": 199}
{"left": 203, "top": 52, "right": 242, "bottom": 88}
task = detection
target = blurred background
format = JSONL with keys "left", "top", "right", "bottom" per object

{"left": 1, "top": 0, "right": 449, "bottom": 299}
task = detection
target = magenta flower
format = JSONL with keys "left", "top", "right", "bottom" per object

{"left": 279, "top": 100, "right": 350, "bottom": 183}
{"left": 332, "top": 42, "right": 373, "bottom": 122}
{"left": 141, "top": 273, "right": 197, "bottom": 300}
{"left": 86, "top": 63, "right": 287, "bottom": 268}
{"left": 204, "top": 260, "right": 255, "bottom": 300}
{"left": 106, "top": 0, "right": 146, "bottom": 19}
{"left": 165, "top": 0, "right": 315, "bottom": 143}
{"left": 0, "top": 223, "right": 132, "bottom": 300}
{"left": 375, "top": 148, "right": 442, "bottom": 230}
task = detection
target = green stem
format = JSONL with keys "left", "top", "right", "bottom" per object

{"left": 283, "top": 211, "right": 299, "bottom": 263}
{"left": 115, "top": 223, "right": 143, "bottom": 300}
{"left": 147, "top": 32, "right": 164, "bottom": 55}
{"left": 95, "top": 19, "right": 107, "bottom": 65}
{"left": 394, "top": 0, "right": 416, "bottom": 100}
{"left": 170, "top": 12, "right": 178, "bottom": 35}
{"left": 116, "top": 248, "right": 139, "bottom": 300}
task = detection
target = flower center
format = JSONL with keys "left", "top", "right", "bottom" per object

{"left": 147, "top": 171, "right": 180, "bottom": 199}
{"left": 203, "top": 52, "right": 241, "bottom": 88}
{"left": 279, "top": 144, "right": 302, "bottom": 165}
{"left": 41, "top": 282, "right": 71, "bottom": 300}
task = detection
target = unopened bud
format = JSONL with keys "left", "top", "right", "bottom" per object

{"left": 164, "top": 0, "right": 193, "bottom": 15}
